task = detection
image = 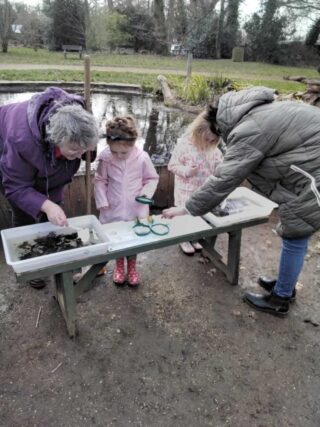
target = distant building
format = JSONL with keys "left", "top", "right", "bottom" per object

{"left": 11, "top": 24, "right": 23, "bottom": 34}
{"left": 170, "top": 44, "right": 187, "bottom": 56}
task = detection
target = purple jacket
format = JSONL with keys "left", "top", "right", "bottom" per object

{"left": 0, "top": 87, "right": 85, "bottom": 219}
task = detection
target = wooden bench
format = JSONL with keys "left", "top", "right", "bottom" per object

{"left": 14, "top": 215, "right": 269, "bottom": 337}
{"left": 62, "top": 45, "right": 83, "bottom": 59}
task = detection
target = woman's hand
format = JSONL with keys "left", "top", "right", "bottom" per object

{"left": 40, "top": 200, "right": 68, "bottom": 226}
{"left": 162, "top": 206, "right": 188, "bottom": 219}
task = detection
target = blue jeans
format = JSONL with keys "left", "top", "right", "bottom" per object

{"left": 274, "top": 237, "right": 309, "bottom": 298}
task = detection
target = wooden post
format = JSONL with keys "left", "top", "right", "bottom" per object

{"left": 186, "top": 52, "right": 193, "bottom": 80}
{"left": 84, "top": 55, "right": 92, "bottom": 215}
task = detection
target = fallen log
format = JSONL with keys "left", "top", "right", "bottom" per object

{"left": 157, "top": 75, "right": 201, "bottom": 114}
{"left": 282, "top": 75, "right": 320, "bottom": 105}
{"left": 283, "top": 75, "right": 307, "bottom": 82}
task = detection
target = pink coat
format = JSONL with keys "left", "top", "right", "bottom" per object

{"left": 168, "top": 135, "right": 224, "bottom": 207}
{"left": 94, "top": 146, "right": 159, "bottom": 224}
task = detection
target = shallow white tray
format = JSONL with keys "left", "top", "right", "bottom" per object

{"left": 101, "top": 214, "right": 212, "bottom": 252}
{"left": 1, "top": 215, "right": 110, "bottom": 274}
{"left": 202, "top": 187, "right": 278, "bottom": 227}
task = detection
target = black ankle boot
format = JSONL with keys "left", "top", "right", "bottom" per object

{"left": 28, "top": 278, "right": 47, "bottom": 289}
{"left": 258, "top": 276, "right": 276, "bottom": 291}
{"left": 258, "top": 276, "right": 296, "bottom": 302}
{"left": 243, "top": 291, "right": 290, "bottom": 317}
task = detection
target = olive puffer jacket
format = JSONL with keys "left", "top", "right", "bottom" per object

{"left": 186, "top": 87, "right": 320, "bottom": 238}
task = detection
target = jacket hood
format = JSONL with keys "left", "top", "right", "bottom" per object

{"left": 100, "top": 144, "right": 144, "bottom": 163}
{"left": 216, "top": 86, "right": 276, "bottom": 141}
{"left": 122, "top": 145, "right": 144, "bottom": 163}
{"left": 27, "top": 87, "right": 85, "bottom": 142}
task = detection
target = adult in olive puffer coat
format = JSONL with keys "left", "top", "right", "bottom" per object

{"left": 163, "top": 86, "right": 320, "bottom": 317}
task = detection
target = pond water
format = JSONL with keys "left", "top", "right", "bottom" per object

{"left": 0, "top": 92, "right": 194, "bottom": 167}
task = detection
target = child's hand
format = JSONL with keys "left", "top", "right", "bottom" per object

{"left": 187, "top": 165, "right": 199, "bottom": 177}
{"left": 100, "top": 206, "right": 109, "bottom": 211}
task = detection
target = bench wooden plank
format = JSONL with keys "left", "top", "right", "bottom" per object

{"left": 62, "top": 45, "right": 83, "bottom": 59}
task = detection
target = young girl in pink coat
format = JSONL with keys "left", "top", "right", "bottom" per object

{"left": 94, "top": 116, "right": 159, "bottom": 287}
{"left": 168, "top": 111, "right": 224, "bottom": 255}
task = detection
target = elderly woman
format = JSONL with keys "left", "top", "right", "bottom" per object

{"left": 0, "top": 87, "right": 98, "bottom": 228}
{"left": 163, "top": 86, "right": 320, "bottom": 317}
{"left": 0, "top": 87, "right": 99, "bottom": 288}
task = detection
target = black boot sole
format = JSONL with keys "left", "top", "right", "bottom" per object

{"left": 243, "top": 295, "right": 289, "bottom": 317}
{"left": 113, "top": 281, "right": 126, "bottom": 287}
{"left": 29, "top": 281, "right": 46, "bottom": 289}
{"left": 127, "top": 282, "right": 140, "bottom": 289}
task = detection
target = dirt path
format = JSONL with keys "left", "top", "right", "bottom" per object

{"left": 0, "top": 211, "right": 320, "bottom": 426}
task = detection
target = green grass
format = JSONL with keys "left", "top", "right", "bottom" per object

{"left": 0, "top": 69, "right": 158, "bottom": 92}
{"left": 1, "top": 47, "right": 319, "bottom": 76}
{"left": 0, "top": 69, "right": 308, "bottom": 94}
{"left": 0, "top": 47, "right": 316, "bottom": 94}
{"left": 231, "top": 79, "right": 307, "bottom": 93}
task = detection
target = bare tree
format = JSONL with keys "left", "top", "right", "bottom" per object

{"left": 305, "top": 17, "right": 320, "bottom": 45}
{"left": 222, "top": 0, "right": 241, "bottom": 57}
{"left": 0, "top": 0, "right": 16, "bottom": 53}
{"left": 153, "top": 0, "right": 168, "bottom": 54}
{"left": 279, "top": 0, "right": 320, "bottom": 13}
{"left": 216, "top": 0, "right": 225, "bottom": 59}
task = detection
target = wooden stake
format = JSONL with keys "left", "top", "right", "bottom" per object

{"left": 84, "top": 55, "right": 92, "bottom": 215}
{"left": 51, "top": 362, "right": 63, "bottom": 374}
{"left": 35, "top": 306, "right": 42, "bottom": 328}
{"left": 186, "top": 53, "right": 193, "bottom": 80}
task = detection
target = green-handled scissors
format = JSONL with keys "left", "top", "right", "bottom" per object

{"left": 133, "top": 216, "right": 170, "bottom": 237}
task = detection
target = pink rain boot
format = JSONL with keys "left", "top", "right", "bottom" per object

{"left": 127, "top": 258, "right": 140, "bottom": 288}
{"left": 113, "top": 258, "right": 126, "bottom": 286}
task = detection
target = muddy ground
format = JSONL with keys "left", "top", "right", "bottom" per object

{"left": 0, "top": 211, "right": 319, "bottom": 427}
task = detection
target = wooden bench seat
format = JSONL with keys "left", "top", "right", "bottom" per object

{"left": 62, "top": 45, "right": 83, "bottom": 59}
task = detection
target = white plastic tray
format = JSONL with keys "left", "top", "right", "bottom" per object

{"left": 202, "top": 187, "right": 278, "bottom": 227}
{"left": 101, "top": 214, "right": 212, "bottom": 252}
{"left": 1, "top": 215, "right": 111, "bottom": 274}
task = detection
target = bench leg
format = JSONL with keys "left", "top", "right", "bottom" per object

{"left": 201, "top": 231, "right": 242, "bottom": 286}
{"left": 55, "top": 271, "right": 77, "bottom": 338}
{"left": 74, "top": 263, "right": 106, "bottom": 298}
{"left": 226, "top": 230, "right": 242, "bottom": 286}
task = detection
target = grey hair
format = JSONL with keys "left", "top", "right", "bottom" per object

{"left": 46, "top": 103, "right": 99, "bottom": 149}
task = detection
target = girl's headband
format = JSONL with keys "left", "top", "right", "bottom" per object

{"left": 100, "top": 133, "right": 136, "bottom": 141}
{"left": 107, "top": 134, "right": 136, "bottom": 141}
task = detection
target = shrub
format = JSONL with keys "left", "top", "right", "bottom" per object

{"left": 178, "top": 75, "right": 211, "bottom": 104}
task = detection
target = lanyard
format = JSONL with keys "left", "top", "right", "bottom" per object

{"left": 291, "top": 165, "right": 320, "bottom": 207}
{"left": 133, "top": 216, "right": 170, "bottom": 237}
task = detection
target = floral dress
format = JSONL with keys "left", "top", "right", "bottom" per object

{"left": 168, "top": 135, "right": 224, "bottom": 207}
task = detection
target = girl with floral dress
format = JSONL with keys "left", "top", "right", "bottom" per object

{"left": 168, "top": 112, "right": 223, "bottom": 255}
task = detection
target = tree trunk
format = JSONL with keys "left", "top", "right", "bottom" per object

{"left": 144, "top": 109, "right": 159, "bottom": 156}
{"left": 2, "top": 40, "right": 8, "bottom": 53}
{"left": 216, "top": 0, "right": 225, "bottom": 59}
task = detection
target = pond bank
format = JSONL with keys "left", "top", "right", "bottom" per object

{"left": 0, "top": 81, "right": 143, "bottom": 95}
